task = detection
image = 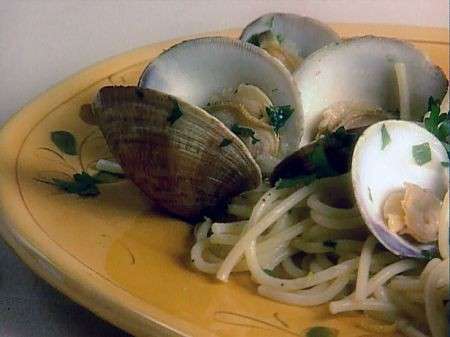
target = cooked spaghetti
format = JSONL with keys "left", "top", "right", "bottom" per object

{"left": 191, "top": 174, "right": 449, "bottom": 337}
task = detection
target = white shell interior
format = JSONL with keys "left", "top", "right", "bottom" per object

{"left": 352, "top": 120, "right": 449, "bottom": 255}
{"left": 295, "top": 36, "right": 448, "bottom": 146}
{"left": 240, "top": 13, "right": 340, "bottom": 58}
{"left": 139, "top": 37, "right": 303, "bottom": 156}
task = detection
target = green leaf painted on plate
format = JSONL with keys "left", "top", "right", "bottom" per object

{"left": 305, "top": 326, "right": 338, "bottom": 337}
{"left": 52, "top": 172, "right": 99, "bottom": 197}
{"left": 51, "top": 131, "right": 77, "bottom": 155}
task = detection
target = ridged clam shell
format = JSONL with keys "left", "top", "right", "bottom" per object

{"left": 93, "top": 86, "right": 262, "bottom": 221}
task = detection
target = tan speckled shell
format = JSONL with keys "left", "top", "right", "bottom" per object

{"left": 93, "top": 86, "right": 262, "bottom": 221}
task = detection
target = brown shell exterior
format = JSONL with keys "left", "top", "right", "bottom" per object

{"left": 94, "top": 86, "right": 262, "bottom": 221}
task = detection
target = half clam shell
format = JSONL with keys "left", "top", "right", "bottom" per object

{"left": 138, "top": 37, "right": 303, "bottom": 158}
{"left": 294, "top": 36, "right": 448, "bottom": 145}
{"left": 240, "top": 12, "right": 340, "bottom": 72}
{"left": 351, "top": 120, "right": 449, "bottom": 257}
{"left": 93, "top": 86, "right": 262, "bottom": 221}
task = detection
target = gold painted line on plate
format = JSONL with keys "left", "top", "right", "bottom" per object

{"left": 273, "top": 312, "right": 290, "bottom": 328}
{"left": 214, "top": 311, "right": 300, "bottom": 336}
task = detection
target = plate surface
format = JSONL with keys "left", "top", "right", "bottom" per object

{"left": 0, "top": 24, "right": 448, "bottom": 337}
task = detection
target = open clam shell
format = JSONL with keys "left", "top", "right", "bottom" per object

{"left": 240, "top": 12, "right": 340, "bottom": 70}
{"left": 138, "top": 37, "right": 303, "bottom": 158}
{"left": 351, "top": 120, "right": 449, "bottom": 257}
{"left": 93, "top": 86, "right": 262, "bottom": 221}
{"left": 294, "top": 36, "right": 448, "bottom": 145}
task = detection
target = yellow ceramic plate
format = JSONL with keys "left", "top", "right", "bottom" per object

{"left": 0, "top": 24, "right": 448, "bottom": 337}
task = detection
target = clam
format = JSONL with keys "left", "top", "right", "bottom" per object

{"left": 91, "top": 86, "right": 262, "bottom": 221}
{"left": 294, "top": 36, "right": 448, "bottom": 145}
{"left": 351, "top": 120, "right": 449, "bottom": 257}
{"left": 315, "top": 101, "right": 392, "bottom": 138}
{"left": 240, "top": 13, "right": 340, "bottom": 72}
{"left": 139, "top": 37, "right": 303, "bottom": 174}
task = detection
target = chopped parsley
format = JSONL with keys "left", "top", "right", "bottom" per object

{"left": 231, "top": 124, "right": 260, "bottom": 144}
{"left": 134, "top": 88, "right": 144, "bottom": 99}
{"left": 276, "top": 33, "right": 284, "bottom": 44}
{"left": 276, "top": 174, "right": 316, "bottom": 189}
{"left": 421, "top": 249, "right": 437, "bottom": 261}
{"left": 380, "top": 124, "right": 391, "bottom": 150}
{"left": 266, "top": 105, "right": 294, "bottom": 133}
{"left": 441, "top": 161, "right": 449, "bottom": 167}
{"left": 424, "top": 96, "right": 450, "bottom": 157}
{"left": 219, "top": 138, "right": 232, "bottom": 147}
{"left": 264, "top": 269, "right": 277, "bottom": 277}
{"left": 424, "top": 97, "right": 443, "bottom": 136}
{"left": 323, "top": 240, "right": 337, "bottom": 248}
{"left": 167, "top": 100, "right": 183, "bottom": 125}
{"left": 412, "top": 142, "right": 432, "bottom": 166}
{"left": 273, "top": 127, "right": 358, "bottom": 189}
{"left": 309, "top": 142, "right": 339, "bottom": 178}
{"left": 368, "top": 187, "right": 373, "bottom": 202}
{"left": 246, "top": 34, "right": 261, "bottom": 47}
{"left": 51, "top": 131, "right": 77, "bottom": 155}
{"left": 266, "top": 16, "right": 275, "bottom": 29}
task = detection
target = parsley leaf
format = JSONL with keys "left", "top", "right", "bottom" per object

{"left": 276, "top": 33, "right": 284, "bottom": 44}
{"left": 380, "top": 124, "right": 391, "bottom": 150}
{"left": 424, "top": 96, "right": 450, "bottom": 157}
{"left": 437, "top": 119, "right": 450, "bottom": 143}
{"left": 231, "top": 124, "right": 260, "bottom": 144}
{"left": 412, "top": 142, "right": 432, "bottom": 166}
{"left": 51, "top": 131, "right": 77, "bottom": 155}
{"left": 266, "top": 105, "right": 294, "bottom": 133}
{"left": 276, "top": 174, "right": 316, "bottom": 189}
{"left": 134, "top": 88, "right": 144, "bottom": 99}
{"left": 323, "top": 240, "right": 337, "bottom": 248}
{"left": 308, "top": 142, "right": 339, "bottom": 178}
{"left": 424, "top": 96, "right": 441, "bottom": 135}
{"left": 219, "top": 138, "right": 232, "bottom": 147}
{"left": 264, "top": 269, "right": 277, "bottom": 277}
{"left": 167, "top": 100, "right": 183, "bottom": 125}
{"left": 421, "top": 249, "right": 437, "bottom": 261}
{"left": 266, "top": 16, "right": 275, "bottom": 29}
{"left": 272, "top": 127, "right": 359, "bottom": 189}
{"left": 441, "top": 161, "right": 449, "bottom": 167}
{"left": 246, "top": 34, "right": 260, "bottom": 47}
{"left": 368, "top": 187, "right": 374, "bottom": 202}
